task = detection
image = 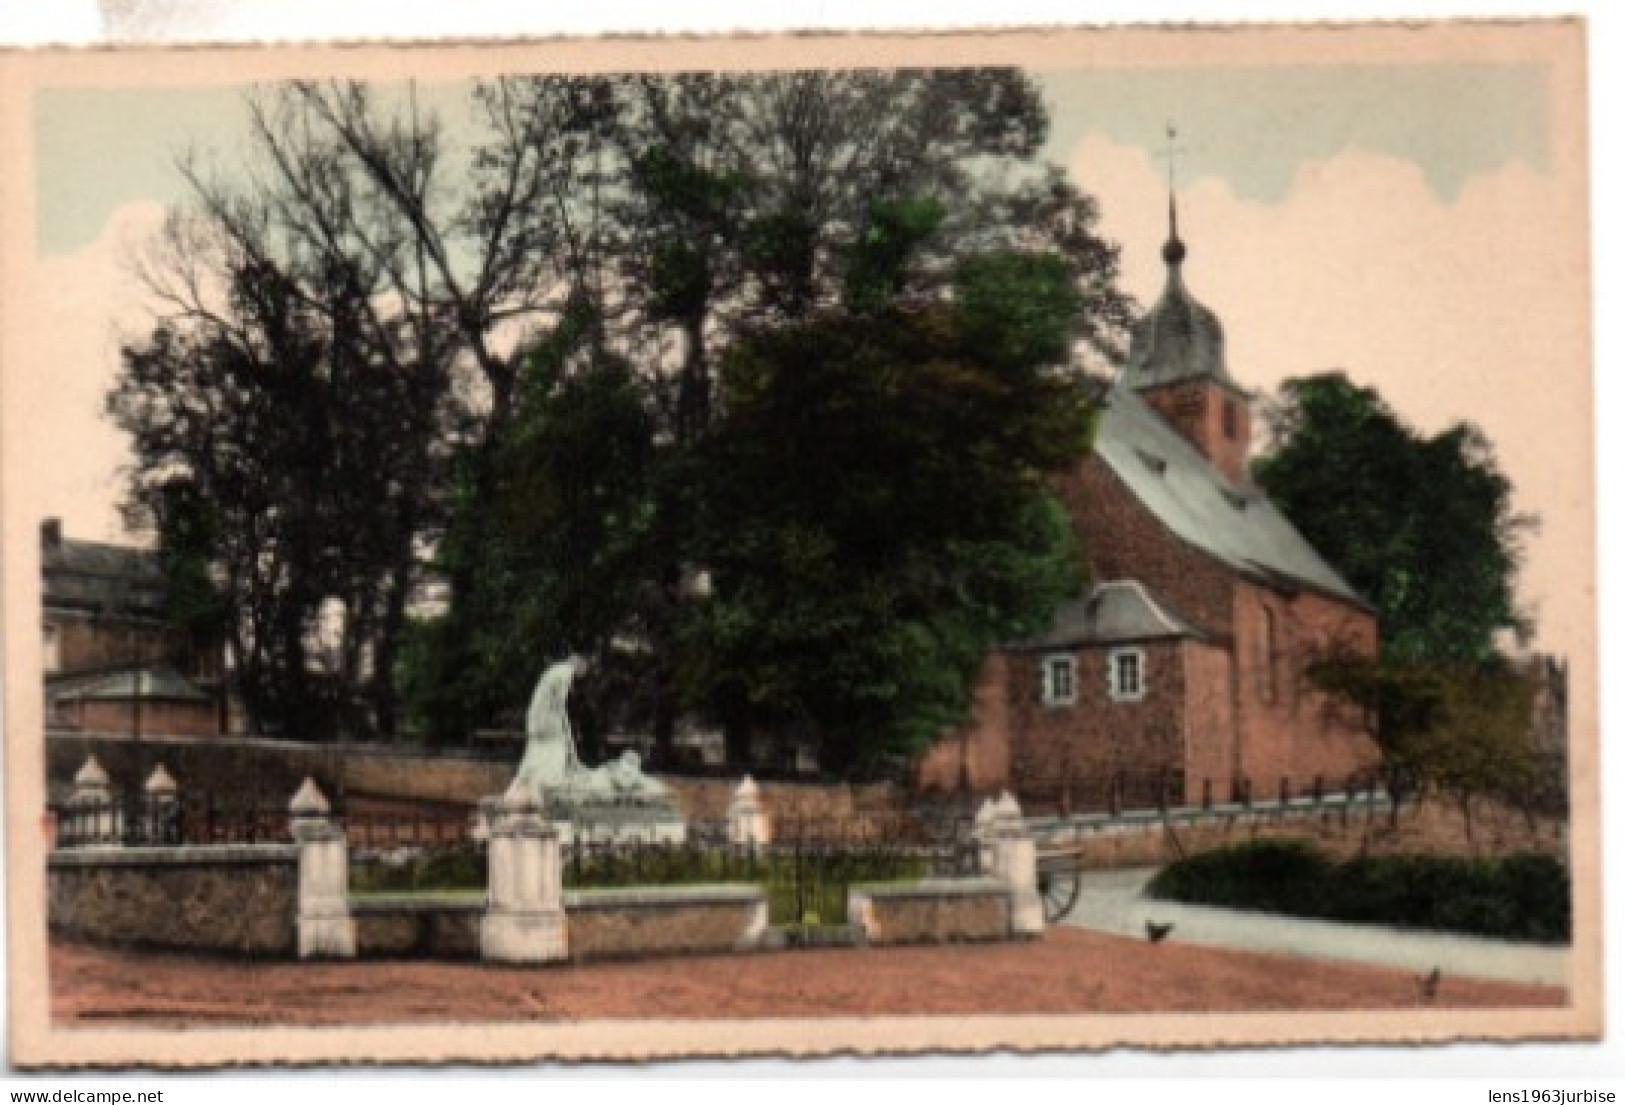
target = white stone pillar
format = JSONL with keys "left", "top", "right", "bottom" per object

{"left": 975, "top": 791, "right": 1044, "bottom": 937}
{"left": 143, "top": 764, "right": 179, "bottom": 844}
{"left": 290, "top": 777, "right": 356, "bottom": 959}
{"left": 66, "top": 755, "right": 120, "bottom": 844}
{"left": 726, "top": 776, "right": 771, "bottom": 847}
{"left": 481, "top": 780, "right": 567, "bottom": 964}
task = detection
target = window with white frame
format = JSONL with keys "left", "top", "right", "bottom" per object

{"left": 1107, "top": 647, "right": 1147, "bottom": 702}
{"left": 1041, "top": 654, "right": 1077, "bottom": 707}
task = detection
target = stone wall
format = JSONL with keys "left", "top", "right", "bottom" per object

{"left": 351, "top": 898, "right": 483, "bottom": 958}
{"left": 660, "top": 777, "right": 905, "bottom": 823}
{"left": 48, "top": 845, "right": 299, "bottom": 955}
{"left": 1033, "top": 793, "right": 1568, "bottom": 871}
{"left": 850, "top": 879, "right": 1012, "bottom": 945}
{"left": 563, "top": 885, "right": 766, "bottom": 961}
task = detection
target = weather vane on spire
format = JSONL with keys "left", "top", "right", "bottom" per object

{"left": 1159, "top": 122, "right": 1187, "bottom": 267}
{"left": 1162, "top": 122, "right": 1184, "bottom": 193}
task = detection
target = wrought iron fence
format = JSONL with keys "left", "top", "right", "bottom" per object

{"left": 50, "top": 794, "right": 291, "bottom": 848}
{"left": 1017, "top": 768, "right": 1387, "bottom": 818}
{"left": 562, "top": 814, "right": 979, "bottom": 926}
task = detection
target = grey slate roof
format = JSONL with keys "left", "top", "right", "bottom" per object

{"left": 47, "top": 665, "right": 211, "bottom": 704}
{"left": 42, "top": 535, "right": 166, "bottom": 618}
{"left": 1016, "top": 580, "right": 1206, "bottom": 651}
{"left": 1122, "top": 258, "right": 1241, "bottom": 393}
{"left": 1094, "top": 387, "right": 1369, "bottom": 608}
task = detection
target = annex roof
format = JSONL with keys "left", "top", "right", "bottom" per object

{"left": 1015, "top": 580, "right": 1207, "bottom": 651}
{"left": 47, "top": 665, "right": 210, "bottom": 704}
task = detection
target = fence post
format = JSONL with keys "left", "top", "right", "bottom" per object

{"left": 143, "top": 764, "right": 179, "bottom": 845}
{"left": 67, "top": 756, "right": 120, "bottom": 846}
{"left": 481, "top": 780, "right": 567, "bottom": 964}
{"left": 727, "top": 776, "right": 772, "bottom": 847}
{"left": 1202, "top": 778, "right": 1213, "bottom": 810}
{"left": 290, "top": 777, "right": 355, "bottom": 959}
{"left": 974, "top": 792, "right": 1043, "bottom": 937}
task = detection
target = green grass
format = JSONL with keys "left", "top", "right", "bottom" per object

{"left": 1147, "top": 840, "right": 1571, "bottom": 944}
{"left": 351, "top": 845, "right": 928, "bottom": 927}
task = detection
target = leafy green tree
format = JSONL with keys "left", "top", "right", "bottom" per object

{"left": 1254, "top": 372, "right": 1534, "bottom": 663}
{"left": 1260, "top": 373, "right": 1542, "bottom": 818}
{"left": 681, "top": 251, "right": 1095, "bottom": 772}
{"left": 411, "top": 71, "right": 1130, "bottom": 759}
{"left": 1308, "top": 655, "right": 1539, "bottom": 829}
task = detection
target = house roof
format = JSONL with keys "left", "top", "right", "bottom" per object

{"left": 1093, "top": 387, "right": 1370, "bottom": 609}
{"left": 42, "top": 529, "right": 166, "bottom": 619}
{"left": 47, "top": 665, "right": 210, "bottom": 704}
{"left": 1015, "top": 580, "right": 1206, "bottom": 651}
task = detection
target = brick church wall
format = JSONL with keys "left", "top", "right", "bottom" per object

{"left": 1005, "top": 643, "right": 1186, "bottom": 797}
{"left": 1229, "top": 581, "right": 1379, "bottom": 795}
{"left": 1055, "top": 457, "right": 1235, "bottom": 637}
{"left": 916, "top": 654, "right": 1013, "bottom": 794}
{"left": 1178, "top": 639, "right": 1236, "bottom": 804}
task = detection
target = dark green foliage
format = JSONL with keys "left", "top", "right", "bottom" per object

{"left": 1254, "top": 373, "right": 1533, "bottom": 664}
{"left": 1149, "top": 840, "right": 1570, "bottom": 943}
{"left": 683, "top": 255, "right": 1094, "bottom": 771}
{"left": 350, "top": 846, "right": 488, "bottom": 895}
{"left": 1308, "top": 655, "right": 1540, "bottom": 818}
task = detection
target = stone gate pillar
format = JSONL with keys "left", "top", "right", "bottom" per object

{"left": 481, "top": 780, "right": 567, "bottom": 964}
{"left": 975, "top": 791, "right": 1044, "bottom": 937}
{"left": 290, "top": 777, "right": 356, "bottom": 959}
{"left": 726, "top": 776, "right": 771, "bottom": 847}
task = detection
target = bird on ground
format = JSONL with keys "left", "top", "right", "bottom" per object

{"left": 1416, "top": 967, "right": 1443, "bottom": 1001}
{"left": 1145, "top": 920, "right": 1175, "bottom": 943}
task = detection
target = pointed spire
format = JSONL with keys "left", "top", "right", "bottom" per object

{"left": 1161, "top": 122, "right": 1187, "bottom": 268}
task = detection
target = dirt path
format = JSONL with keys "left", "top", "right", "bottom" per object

{"left": 50, "top": 928, "right": 1564, "bottom": 1027}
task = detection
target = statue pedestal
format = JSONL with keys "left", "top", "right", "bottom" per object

{"left": 481, "top": 783, "right": 568, "bottom": 965}
{"left": 548, "top": 795, "right": 687, "bottom": 845}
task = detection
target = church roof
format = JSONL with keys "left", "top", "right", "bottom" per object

{"left": 1015, "top": 580, "right": 1206, "bottom": 651}
{"left": 1121, "top": 199, "right": 1242, "bottom": 394}
{"left": 1093, "top": 387, "right": 1370, "bottom": 608}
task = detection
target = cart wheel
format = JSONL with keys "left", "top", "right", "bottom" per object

{"left": 1038, "top": 865, "right": 1082, "bottom": 923}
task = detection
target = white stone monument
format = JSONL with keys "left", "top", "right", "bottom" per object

{"left": 507, "top": 657, "right": 686, "bottom": 843}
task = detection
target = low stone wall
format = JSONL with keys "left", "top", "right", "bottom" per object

{"left": 1030, "top": 793, "right": 1568, "bottom": 869}
{"left": 48, "top": 844, "right": 299, "bottom": 956}
{"left": 351, "top": 896, "right": 483, "bottom": 959}
{"left": 564, "top": 885, "right": 767, "bottom": 962}
{"left": 47, "top": 732, "right": 906, "bottom": 821}
{"left": 849, "top": 879, "right": 1013, "bottom": 946}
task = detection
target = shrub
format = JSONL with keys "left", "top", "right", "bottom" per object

{"left": 1147, "top": 842, "right": 1570, "bottom": 944}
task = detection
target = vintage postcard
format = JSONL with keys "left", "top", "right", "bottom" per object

{"left": 0, "top": 18, "right": 1597, "bottom": 1069}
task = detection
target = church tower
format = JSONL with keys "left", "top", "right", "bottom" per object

{"left": 1119, "top": 194, "right": 1253, "bottom": 486}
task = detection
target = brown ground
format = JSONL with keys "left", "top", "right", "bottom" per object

{"left": 51, "top": 929, "right": 1564, "bottom": 1027}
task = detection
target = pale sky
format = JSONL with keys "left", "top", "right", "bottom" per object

{"left": 25, "top": 58, "right": 1592, "bottom": 654}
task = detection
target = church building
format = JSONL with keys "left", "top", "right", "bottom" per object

{"left": 918, "top": 200, "right": 1381, "bottom": 810}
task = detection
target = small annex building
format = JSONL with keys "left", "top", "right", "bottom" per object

{"left": 41, "top": 518, "right": 225, "bottom": 739}
{"left": 919, "top": 203, "right": 1381, "bottom": 810}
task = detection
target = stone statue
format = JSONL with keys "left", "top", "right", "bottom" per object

{"left": 514, "top": 655, "right": 587, "bottom": 793}
{"left": 512, "top": 657, "right": 671, "bottom": 806}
